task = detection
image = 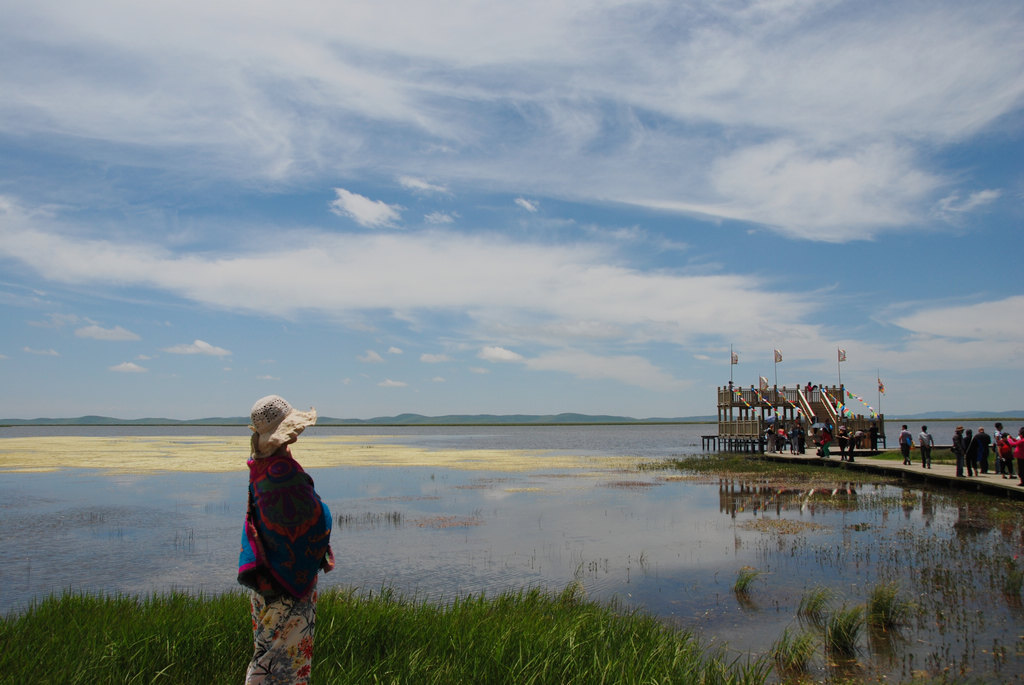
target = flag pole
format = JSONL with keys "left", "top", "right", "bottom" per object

{"left": 730, "top": 345, "right": 734, "bottom": 385}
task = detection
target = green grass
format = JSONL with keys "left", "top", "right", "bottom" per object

{"left": 734, "top": 566, "right": 765, "bottom": 595}
{"left": 771, "top": 627, "right": 817, "bottom": 676}
{"left": 0, "top": 586, "right": 771, "bottom": 684}
{"left": 824, "top": 605, "right": 865, "bottom": 658}
{"left": 866, "top": 582, "right": 911, "bottom": 630}
{"left": 797, "top": 585, "right": 834, "bottom": 624}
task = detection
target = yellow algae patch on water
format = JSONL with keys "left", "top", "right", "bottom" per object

{"left": 0, "top": 435, "right": 643, "bottom": 474}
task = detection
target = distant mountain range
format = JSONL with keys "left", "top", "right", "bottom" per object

{"left": 0, "top": 412, "right": 719, "bottom": 426}
{"left": 3, "top": 411, "right": 1022, "bottom": 426}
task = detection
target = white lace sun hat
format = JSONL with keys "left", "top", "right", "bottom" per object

{"left": 249, "top": 394, "right": 317, "bottom": 458}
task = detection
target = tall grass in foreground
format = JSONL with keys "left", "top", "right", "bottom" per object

{"left": 0, "top": 586, "right": 771, "bottom": 684}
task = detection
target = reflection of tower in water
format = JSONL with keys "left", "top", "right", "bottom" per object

{"left": 718, "top": 478, "right": 857, "bottom": 519}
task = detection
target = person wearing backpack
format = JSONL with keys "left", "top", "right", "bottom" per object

{"left": 898, "top": 425, "right": 913, "bottom": 465}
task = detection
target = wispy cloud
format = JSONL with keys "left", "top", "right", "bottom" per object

{"left": 76, "top": 324, "right": 140, "bottom": 341}
{"left": 330, "top": 189, "right": 403, "bottom": 228}
{"left": 399, "top": 176, "right": 449, "bottom": 194}
{"left": 421, "top": 353, "right": 451, "bottom": 363}
{"left": 514, "top": 198, "right": 539, "bottom": 213}
{"left": 358, "top": 350, "right": 385, "bottom": 363}
{"left": 479, "top": 346, "right": 523, "bottom": 362}
{"left": 23, "top": 346, "right": 59, "bottom": 356}
{"left": 109, "top": 361, "right": 146, "bottom": 373}
{"left": 378, "top": 378, "right": 407, "bottom": 387}
{"left": 937, "top": 189, "right": 1001, "bottom": 214}
{"left": 163, "top": 339, "right": 231, "bottom": 356}
{"left": 424, "top": 211, "right": 457, "bottom": 224}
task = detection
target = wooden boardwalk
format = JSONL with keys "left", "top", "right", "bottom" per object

{"left": 753, "top": 449, "right": 1024, "bottom": 500}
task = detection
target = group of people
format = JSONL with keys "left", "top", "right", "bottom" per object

{"left": 764, "top": 421, "right": 875, "bottom": 462}
{"left": 900, "top": 422, "right": 1024, "bottom": 483}
{"left": 952, "top": 423, "right": 1024, "bottom": 482}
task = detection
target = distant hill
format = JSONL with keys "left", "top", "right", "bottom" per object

{"left": 1, "top": 413, "right": 718, "bottom": 426}
{"left": 891, "top": 411, "right": 1024, "bottom": 420}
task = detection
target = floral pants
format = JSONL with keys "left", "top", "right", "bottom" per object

{"left": 246, "top": 588, "right": 317, "bottom": 684}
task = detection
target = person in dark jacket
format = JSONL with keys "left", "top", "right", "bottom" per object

{"left": 953, "top": 426, "right": 967, "bottom": 477}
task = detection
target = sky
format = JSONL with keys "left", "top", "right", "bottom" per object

{"left": 1, "top": 0, "right": 1022, "bottom": 420}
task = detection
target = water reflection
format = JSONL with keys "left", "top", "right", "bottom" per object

{"left": 718, "top": 479, "right": 858, "bottom": 518}
{"left": 2, "top": 454, "right": 1022, "bottom": 682}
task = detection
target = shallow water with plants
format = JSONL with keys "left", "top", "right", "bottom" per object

{"left": 2, "top": 424, "right": 1023, "bottom": 682}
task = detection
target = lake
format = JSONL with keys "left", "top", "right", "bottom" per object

{"left": 2, "top": 422, "right": 1022, "bottom": 681}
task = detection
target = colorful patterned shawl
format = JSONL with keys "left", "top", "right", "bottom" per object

{"left": 238, "top": 446, "right": 334, "bottom": 599}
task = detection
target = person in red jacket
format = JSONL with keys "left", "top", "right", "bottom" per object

{"left": 1006, "top": 428, "right": 1024, "bottom": 487}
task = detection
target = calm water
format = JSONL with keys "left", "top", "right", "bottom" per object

{"left": 2, "top": 423, "right": 1022, "bottom": 681}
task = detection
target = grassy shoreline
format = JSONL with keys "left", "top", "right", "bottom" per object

{"left": 1, "top": 586, "right": 769, "bottom": 684}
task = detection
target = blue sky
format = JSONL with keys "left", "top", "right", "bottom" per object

{"left": 1, "top": 0, "right": 1022, "bottom": 420}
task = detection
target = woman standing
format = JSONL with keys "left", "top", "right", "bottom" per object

{"left": 1007, "top": 428, "right": 1024, "bottom": 487}
{"left": 238, "top": 395, "right": 335, "bottom": 684}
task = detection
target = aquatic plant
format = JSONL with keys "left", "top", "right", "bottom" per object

{"left": 866, "top": 582, "right": 911, "bottom": 629}
{"left": 797, "top": 585, "right": 833, "bottom": 624}
{"left": 772, "top": 627, "right": 817, "bottom": 675}
{"left": 734, "top": 566, "right": 764, "bottom": 594}
{"left": 824, "top": 605, "right": 864, "bottom": 657}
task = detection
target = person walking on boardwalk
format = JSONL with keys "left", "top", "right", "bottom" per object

{"left": 898, "top": 425, "right": 913, "bottom": 465}
{"left": 953, "top": 426, "right": 968, "bottom": 477}
{"left": 918, "top": 425, "right": 934, "bottom": 469}
{"left": 239, "top": 395, "right": 335, "bottom": 684}
{"left": 1007, "top": 428, "right": 1024, "bottom": 486}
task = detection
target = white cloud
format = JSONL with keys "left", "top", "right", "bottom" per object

{"left": 23, "top": 346, "right": 59, "bottom": 356}
{"left": 893, "top": 295, "right": 1024, "bottom": 342}
{"left": 0, "top": 3, "right": 1020, "bottom": 240}
{"left": 478, "top": 346, "right": 523, "bottom": 362}
{"left": 636, "top": 141, "right": 942, "bottom": 242}
{"left": 330, "top": 188, "right": 402, "bottom": 228}
{"left": 109, "top": 361, "right": 147, "bottom": 373}
{"left": 359, "top": 350, "right": 385, "bottom": 363}
{"left": 937, "top": 189, "right": 1002, "bottom": 214}
{"left": 424, "top": 211, "right": 456, "bottom": 224}
{"left": 163, "top": 339, "right": 231, "bottom": 356}
{"left": 0, "top": 218, "right": 811, "bottom": 348}
{"left": 378, "top": 378, "right": 407, "bottom": 387}
{"left": 388, "top": 346, "right": 403, "bottom": 355}
{"left": 256, "top": 374, "right": 279, "bottom": 380}
{"left": 398, "top": 176, "right": 449, "bottom": 194}
{"left": 514, "top": 198, "right": 539, "bottom": 213}
{"left": 75, "top": 324, "right": 141, "bottom": 341}
{"left": 431, "top": 376, "right": 446, "bottom": 382}
{"left": 420, "top": 353, "right": 451, "bottom": 363}
{"left": 0, "top": 353, "right": 7, "bottom": 359}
